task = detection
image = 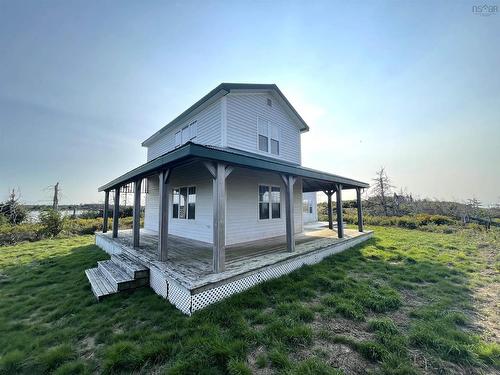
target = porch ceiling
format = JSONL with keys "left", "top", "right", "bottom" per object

{"left": 98, "top": 142, "right": 369, "bottom": 192}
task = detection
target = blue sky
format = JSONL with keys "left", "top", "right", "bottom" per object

{"left": 0, "top": 1, "right": 499, "bottom": 205}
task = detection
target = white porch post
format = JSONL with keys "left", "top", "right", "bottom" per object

{"left": 281, "top": 174, "right": 296, "bottom": 252}
{"left": 158, "top": 170, "right": 171, "bottom": 261}
{"left": 133, "top": 178, "right": 142, "bottom": 248}
{"left": 204, "top": 161, "right": 233, "bottom": 273}
{"left": 335, "top": 183, "right": 344, "bottom": 239}
{"left": 103, "top": 190, "right": 109, "bottom": 233}
{"left": 356, "top": 187, "right": 364, "bottom": 232}
{"left": 112, "top": 187, "right": 120, "bottom": 238}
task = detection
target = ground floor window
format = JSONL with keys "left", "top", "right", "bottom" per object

{"left": 303, "top": 199, "right": 313, "bottom": 214}
{"left": 172, "top": 186, "right": 196, "bottom": 219}
{"left": 259, "top": 185, "right": 281, "bottom": 219}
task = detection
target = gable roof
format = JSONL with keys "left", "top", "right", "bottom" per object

{"left": 141, "top": 83, "right": 310, "bottom": 147}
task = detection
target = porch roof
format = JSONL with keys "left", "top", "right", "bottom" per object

{"left": 98, "top": 142, "right": 369, "bottom": 192}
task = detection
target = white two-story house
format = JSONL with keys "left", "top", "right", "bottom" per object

{"left": 88, "top": 83, "right": 371, "bottom": 314}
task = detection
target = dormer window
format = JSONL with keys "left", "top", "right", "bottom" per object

{"left": 258, "top": 117, "right": 280, "bottom": 155}
{"left": 175, "top": 121, "right": 197, "bottom": 148}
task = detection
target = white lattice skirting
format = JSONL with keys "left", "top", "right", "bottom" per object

{"left": 149, "top": 232, "right": 373, "bottom": 315}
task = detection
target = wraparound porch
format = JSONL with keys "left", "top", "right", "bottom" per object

{"left": 96, "top": 223, "right": 371, "bottom": 290}
{"left": 94, "top": 223, "right": 373, "bottom": 314}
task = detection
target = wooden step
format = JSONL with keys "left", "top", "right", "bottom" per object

{"left": 85, "top": 267, "right": 117, "bottom": 301}
{"left": 98, "top": 260, "right": 149, "bottom": 292}
{"left": 111, "top": 253, "right": 149, "bottom": 279}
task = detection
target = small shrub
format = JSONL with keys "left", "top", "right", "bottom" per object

{"left": 78, "top": 210, "right": 100, "bottom": 219}
{"left": 38, "top": 209, "right": 65, "bottom": 238}
{"left": 0, "top": 223, "right": 42, "bottom": 245}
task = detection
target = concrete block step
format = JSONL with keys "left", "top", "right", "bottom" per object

{"left": 85, "top": 267, "right": 117, "bottom": 301}
{"left": 111, "top": 253, "right": 149, "bottom": 279}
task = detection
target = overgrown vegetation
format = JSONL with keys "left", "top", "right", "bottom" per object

{"left": 0, "top": 227, "right": 498, "bottom": 374}
{"left": 0, "top": 217, "right": 138, "bottom": 246}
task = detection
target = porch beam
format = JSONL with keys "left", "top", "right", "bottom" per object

{"left": 158, "top": 170, "right": 171, "bottom": 261}
{"left": 282, "top": 174, "right": 296, "bottom": 252}
{"left": 133, "top": 179, "right": 142, "bottom": 248}
{"left": 212, "top": 162, "right": 227, "bottom": 273}
{"left": 112, "top": 187, "right": 120, "bottom": 238}
{"left": 356, "top": 187, "right": 364, "bottom": 232}
{"left": 335, "top": 183, "right": 344, "bottom": 239}
{"left": 323, "top": 189, "right": 334, "bottom": 230}
{"left": 103, "top": 190, "right": 109, "bottom": 233}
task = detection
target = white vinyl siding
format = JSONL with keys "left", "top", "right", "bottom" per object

{"left": 144, "top": 165, "right": 303, "bottom": 245}
{"left": 226, "top": 167, "right": 302, "bottom": 245}
{"left": 302, "top": 192, "right": 318, "bottom": 224}
{"left": 226, "top": 93, "right": 301, "bottom": 164}
{"left": 143, "top": 162, "right": 213, "bottom": 243}
{"left": 147, "top": 100, "right": 222, "bottom": 161}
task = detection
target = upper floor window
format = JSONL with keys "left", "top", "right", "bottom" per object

{"left": 172, "top": 186, "right": 196, "bottom": 219}
{"left": 175, "top": 121, "right": 197, "bottom": 148}
{"left": 258, "top": 118, "right": 280, "bottom": 155}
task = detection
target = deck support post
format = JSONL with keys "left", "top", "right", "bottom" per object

{"left": 281, "top": 174, "right": 296, "bottom": 252}
{"left": 133, "top": 178, "right": 142, "bottom": 248}
{"left": 103, "top": 190, "right": 109, "bottom": 233}
{"left": 158, "top": 170, "right": 171, "bottom": 261}
{"left": 112, "top": 187, "right": 120, "bottom": 238}
{"left": 323, "top": 189, "right": 334, "bottom": 230}
{"left": 204, "top": 162, "right": 232, "bottom": 273}
{"left": 356, "top": 187, "right": 364, "bottom": 232}
{"left": 335, "top": 183, "right": 344, "bottom": 239}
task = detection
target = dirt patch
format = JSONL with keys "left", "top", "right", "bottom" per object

{"left": 471, "top": 243, "right": 499, "bottom": 343}
{"left": 388, "top": 288, "right": 425, "bottom": 329}
{"left": 311, "top": 316, "right": 374, "bottom": 341}
{"left": 79, "top": 336, "right": 97, "bottom": 360}
{"left": 296, "top": 340, "right": 378, "bottom": 374}
{"left": 246, "top": 346, "right": 273, "bottom": 375}
{"left": 409, "top": 348, "right": 482, "bottom": 375}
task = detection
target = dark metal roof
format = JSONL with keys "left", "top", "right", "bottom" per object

{"left": 141, "top": 83, "right": 309, "bottom": 146}
{"left": 98, "top": 142, "right": 369, "bottom": 192}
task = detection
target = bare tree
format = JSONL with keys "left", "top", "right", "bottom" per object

{"left": 371, "top": 167, "right": 393, "bottom": 216}
{"left": 52, "top": 182, "right": 60, "bottom": 210}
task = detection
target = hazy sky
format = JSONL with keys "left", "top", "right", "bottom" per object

{"left": 0, "top": 1, "right": 499, "bottom": 205}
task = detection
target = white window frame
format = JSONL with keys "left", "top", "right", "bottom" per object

{"left": 172, "top": 185, "right": 196, "bottom": 220}
{"left": 258, "top": 184, "right": 281, "bottom": 220}
{"left": 257, "top": 117, "right": 280, "bottom": 156}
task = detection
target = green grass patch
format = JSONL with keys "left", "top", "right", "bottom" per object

{"left": 0, "top": 227, "right": 498, "bottom": 373}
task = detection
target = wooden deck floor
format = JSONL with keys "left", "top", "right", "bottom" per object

{"left": 97, "top": 224, "right": 368, "bottom": 290}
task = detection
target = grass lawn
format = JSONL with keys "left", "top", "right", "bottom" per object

{"left": 0, "top": 227, "right": 498, "bottom": 374}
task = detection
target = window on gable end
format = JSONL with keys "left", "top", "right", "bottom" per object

{"left": 181, "top": 126, "right": 190, "bottom": 144}
{"left": 270, "top": 125, "right": 280, "bottom": 155}
{"left": 258, "top": 118, "right": 269, "bottom": 152}
{"left": 175, "top": 131, "right": 182, "bottom": 148}
{"left": 189, "top": 121, "right": 197, "bottom": 139}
